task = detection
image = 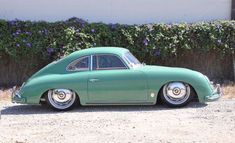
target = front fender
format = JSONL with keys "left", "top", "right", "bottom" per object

{"left": 140, "top": 66, "right": 213, "bottom": 103}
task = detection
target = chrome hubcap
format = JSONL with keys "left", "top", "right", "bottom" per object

{"left": 163, "top": 82, "right": 190, "bottom": 105}
{"left": 48, "top": 89, "right": 76, "bottom": 109}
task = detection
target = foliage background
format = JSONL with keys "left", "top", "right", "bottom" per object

{"left": 0, "top": 18, "right": 234, "bottom": 86}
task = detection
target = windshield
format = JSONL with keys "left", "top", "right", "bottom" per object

{"left": 124, "top": 52, "right": 142, "bottom": 67}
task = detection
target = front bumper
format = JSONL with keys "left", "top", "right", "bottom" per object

{"left": 205, "top": 83, "right": 222, "bottom": 102}
{"left": 11, "top": 86, "right": 26, "bottom": 103}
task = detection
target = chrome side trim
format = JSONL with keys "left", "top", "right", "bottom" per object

{"left": 86, "top": 102, "right": 154, "bottom": 105}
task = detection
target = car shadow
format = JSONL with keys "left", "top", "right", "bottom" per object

{"left": 1, "top": 102, "right": 207, "bottom": 115}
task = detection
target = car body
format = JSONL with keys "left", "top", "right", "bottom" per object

{"left": 12, "top": 47, "right": 222, "bottom": 110}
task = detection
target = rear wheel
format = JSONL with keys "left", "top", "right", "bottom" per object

{"left": 46, "top": 89, "right": 77, "bottom": 111}
{"left": 160, "top": 82, "right": 192, "bottom": 107}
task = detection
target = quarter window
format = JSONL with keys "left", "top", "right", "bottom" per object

{"left": 67, "top": 56, "right": 89, "bottom": 71}
{"left": 93, "top": 55, "right": 127, "bottom": 70}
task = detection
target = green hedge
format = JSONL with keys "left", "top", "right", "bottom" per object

{"left": 0, "top": 17, "right": 234, "bottom": 64}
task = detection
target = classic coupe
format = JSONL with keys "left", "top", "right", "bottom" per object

{"left": 12, "top": 47, "right": 222, "bottom": 110}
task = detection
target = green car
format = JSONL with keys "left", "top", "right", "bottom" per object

{"left": 12, "top": 47, "right": 222, "bottom": 110}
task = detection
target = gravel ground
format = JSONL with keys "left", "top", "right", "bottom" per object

{"left": 0, "top": 100, "right": 235, "bottom": 143}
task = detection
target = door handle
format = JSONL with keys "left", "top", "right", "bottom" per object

{"left": 89, "top": 78, "right": 99, "bottom": 82}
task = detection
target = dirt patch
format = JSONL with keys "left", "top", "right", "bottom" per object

{"left": 222, "top": 84, "right": 235, "bottom": 99}
{"left": 0, "top": 88, "right": 11, "bottom": 101}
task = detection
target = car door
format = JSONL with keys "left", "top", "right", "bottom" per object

{"left": 87, "top": 54, "right": 148, "bottom": 104}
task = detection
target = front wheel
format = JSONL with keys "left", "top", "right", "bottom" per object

{"left": 160, "top": 82, "right": 193, "bottom": 107}
{"left": 46, "top": 89, "right": 77, "bottom": 111}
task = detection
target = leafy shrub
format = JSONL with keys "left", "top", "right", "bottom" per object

{"left": 0, "top": 17, "right": 234, "bottom": 64}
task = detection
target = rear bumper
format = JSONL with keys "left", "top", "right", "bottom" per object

{"left": 11, "top": 86, "right": 26, "bottom": 103}
{"left": 205, "top": 83, "right": 222, "bottom": 102}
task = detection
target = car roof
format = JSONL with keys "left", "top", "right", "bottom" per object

{"left": 68, "top": 47, "right": 129, "bottom": 58}
{"left": 55, "top": 47, "right": 130, "bottom": 67}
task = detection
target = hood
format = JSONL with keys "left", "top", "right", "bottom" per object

{"left": 136, "top": 65, "right": 205, "bottom": 81}
{"left": 136, "top": 65, "right": 209, "bottom": 88}
{"left": 137, "top": 65, "right": 196, "bottom": 74}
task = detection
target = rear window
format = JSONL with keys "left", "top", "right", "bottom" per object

{"left": 66, "top": 56, "right": 89, "bottom": 71}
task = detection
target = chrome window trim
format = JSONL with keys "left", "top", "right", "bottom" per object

{"left": 91, "top": 53, "right": 129, "bottom": 71}
{"left": 123, "top": 52, "right": 142, "bottom": 68}
{"left": 123, "top": 55, "right": 132, "bottom": 68}
{"left": 90, "top": 55, "right": 93, "bottom": 71}
{"left": 66, "top": 56, "right": 90, "bottom": 72}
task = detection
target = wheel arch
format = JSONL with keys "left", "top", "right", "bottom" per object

{"left": 156, "top": 81, "right": 198, "bottom": 104}
{"left": 39, "top": 88, "right": 81, "bottom": 104}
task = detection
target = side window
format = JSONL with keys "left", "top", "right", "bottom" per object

{"left": 93, "top": 54, "right": 127, "bottom": 70}
{"left": 67, "top": 56, "right": 89, "bottom": 71}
